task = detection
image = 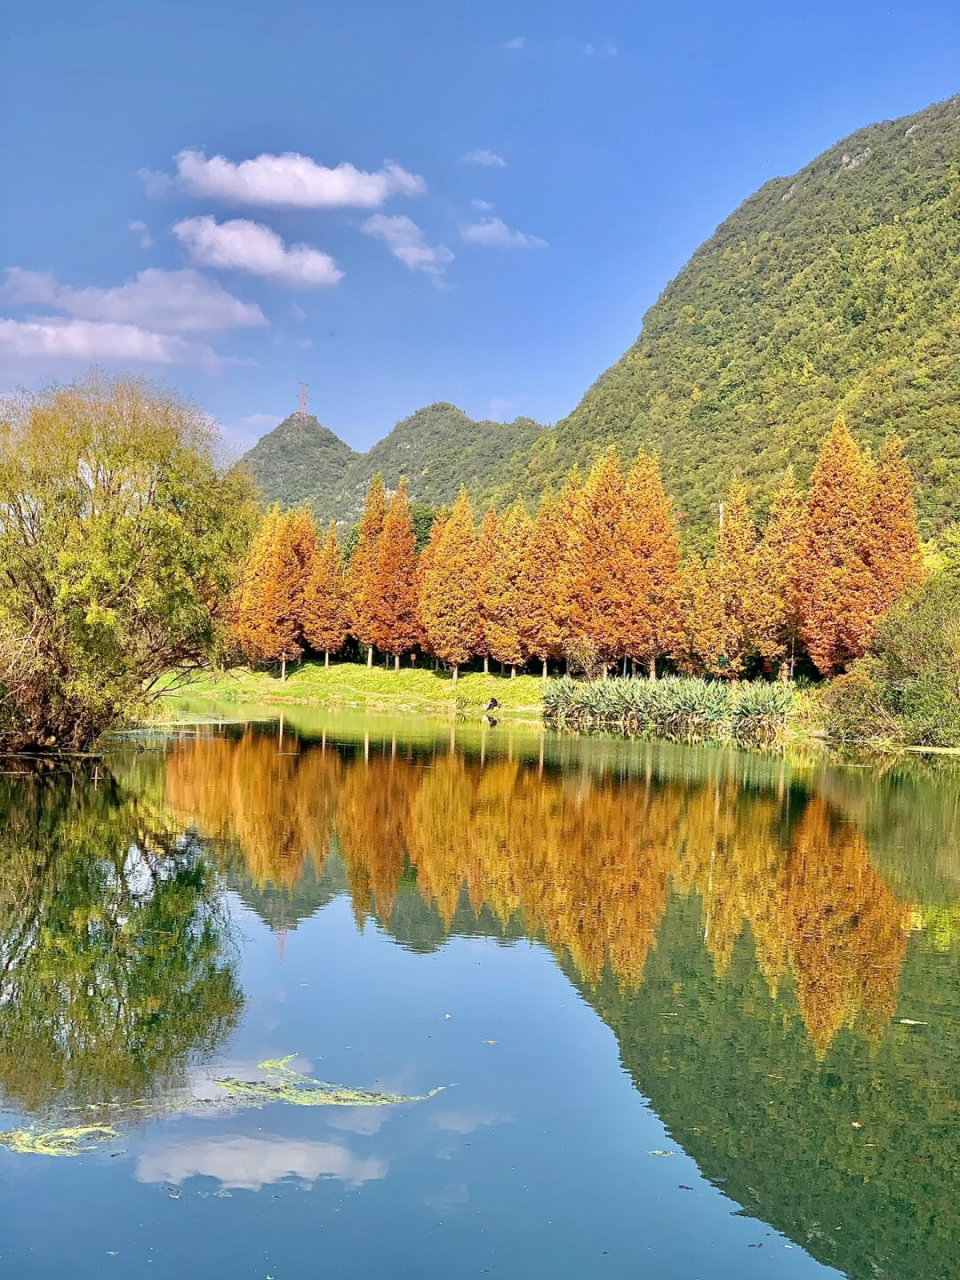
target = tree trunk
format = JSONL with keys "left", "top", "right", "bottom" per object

{"left": 324, "top": 650, "right": 330, "bottom": 669}
{"left": 452, "top": 664, "right": 459, "bottom": 684}
{"left": 510, "top": 665, "right": 516, "bottom": 678}
{"left": 542, "top": 658, "right": 548, "bottom": 679}
{"left": 394, "top": 653, "right": 400, "bottom": 672}
{"left": 649, "top": 655, "right": 657, "bottom": 681}
{"left": 281, "top": 657, "right": 286, "bottom": 682}
{"left": 367, "top": 646, "right": 374, "bottom": 668}
{"left": 602, "top": 665, "right": 609, "bottom": 681}
{"left": 622, "top": 655, "right": 629, "bottom": 677}
{"left": 483, "top": 655, "right": 489, "bottom": 674}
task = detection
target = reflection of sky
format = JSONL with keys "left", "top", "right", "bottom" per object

{"left": 137, "top": 1135, "right": 387, "bottom": 1191}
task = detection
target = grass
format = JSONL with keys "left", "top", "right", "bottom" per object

{"left": 161, "top": 659, "right": 545, "bottom": 717}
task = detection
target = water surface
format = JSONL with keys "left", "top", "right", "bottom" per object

{"left": 1, "top": 709, "right": 959, "bottom": 1279}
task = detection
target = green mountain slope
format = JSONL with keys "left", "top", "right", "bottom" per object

{"left": 243, "top": 403, "right": 546, "bottom": 523}
{"left": 240, "top": 414, "right": 359, "bottom": 514}
{"left": 496, "top": 95, "right": 960, "bottom": 547}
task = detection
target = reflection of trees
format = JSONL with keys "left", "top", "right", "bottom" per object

{"left": 0, "top": 766, "right": 242, "bottom": 1114}
{"left": 165, "top": 726, "right": 914, "bottom": 1054}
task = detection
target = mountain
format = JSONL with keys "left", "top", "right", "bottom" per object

{"left": 242, "top": 403, "right": 546, "bottom": 523}
{"left": 240, "top": 413, "right": 359, "bottom": 515}
{"left": 494, "top": 95, "right": 960, "bottom": 548}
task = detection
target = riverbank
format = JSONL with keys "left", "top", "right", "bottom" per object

{"left": 161, "top": 661, "right": 545, "bottom": 717}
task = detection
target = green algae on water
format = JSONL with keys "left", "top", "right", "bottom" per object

{"left": 214, "top": 1055, "right": 442, "bottom": 1108}
{"left": 0, "top": 1124, "right": 117, "bottom": 1156}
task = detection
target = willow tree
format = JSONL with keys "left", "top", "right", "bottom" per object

{"left": 0, "top": 375, "right": 257, "bottom": 750}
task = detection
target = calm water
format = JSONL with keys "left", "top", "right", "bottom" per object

{"left": 2, "top": 709, "right": 959, "bottom": 1280}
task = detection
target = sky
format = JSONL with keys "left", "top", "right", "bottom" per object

{"left": 2, "top": 1, "right": 959, "bottom": 454}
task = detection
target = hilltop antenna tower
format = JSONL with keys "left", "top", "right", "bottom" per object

{"left": 297, "top": 382, "right": 309, "bottom": 418}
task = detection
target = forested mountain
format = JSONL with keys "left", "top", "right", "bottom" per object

{"left": 243, "top": 96, "right": 960, "bottom": 544}
{"left": 241, "top": 413, "right": 359, "bottom": 514}
{"left": 494, "top": 95, "right": 960, "bottom": 547}
{"left": 242, "top": 403, "right": 545, "bottom": 522}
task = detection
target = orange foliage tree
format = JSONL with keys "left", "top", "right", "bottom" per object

{"left": 561, "top": 452, "right": 629, "bottom": 674}
{"left": 483, "top": 500, "right": 531, "bottom": 675}
{"left": 476, "top": 506, "right": 499, "bottom": 674}
{"left": 621, "top": 451, "right": 685, "bottom": 679}
{"left": 794, "top": 418, "right": 878, "bottom": 675}
{"left": 863, "top": 434, "right": 925, "bottom": 618}
{"left": 347, "top": 473, "right": 387, "bottom": 667}
{"left": 751, "top": 469, "right": 804, "bottom": 674}
{"left": 302, "top": 520, "right": 349, "bottom": 666}
{"left": 519, "top": 489, "right": 570, "bottom": 678}
{"left": 233, "top": 506, "right": 315, "bottom": 679}
{"left": 419, "top": 488, "right": 482, "bottom": 681}
{"left": 367, "top": 479, "right": 422, "bottom": 668}
{"left": 685, "top": 477, "right": 758, "bottom": 678}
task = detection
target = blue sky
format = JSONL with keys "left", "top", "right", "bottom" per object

{"left": 3, "top": 1, "right": 959, "bottom": 453}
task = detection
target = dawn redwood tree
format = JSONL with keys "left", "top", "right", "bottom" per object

{"left": 236, "top": 507, "right": 314, "bottom": 680}
{"left": 347, "top": 473, "right": 387, "bottom": 667}
{"left": 863, "top": 434, "right": 925, "bottom": 619}
{"left": 686, "top": 477, "right": 758, "bottom": 678}
{"left": 621, "top": 451, "right": 685, "bottom": 679}
{"left": 301, "top": 521, "right": 349, "bottom": 666}
{"left": 561, "top": 452, "right": 629, "bottom": 675}
{"left": 368, "top": 479, "right": 421, "bottom": 669}
{"left": 476, "top": 506, "right": 499, "bottom": 674}
{"left": 484, "top": 500, "right": 532, "bottom": 676}
{"left": 794, "top": 417, "right": 877, "bottom": 675}
{"left": 419, "top": 488, "right": 482, "bottom": 681}
{"left": 519, "top": 489, "right": 570, "bottom": 678}
{"left": 751, "top": 469, "right": 804, "bottom": 675}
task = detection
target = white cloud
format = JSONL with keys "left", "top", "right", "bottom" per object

{"left": 504, "top": 36, "right": 525, "bottom": 49}
{"left": 584, "top": 42, "right": 618, "bottom": 56}
{"left": 174, "top": 216, "right": 343, "bottom": 288}
{"left": 291, "top": 302, "right": 307, "bottom": 321}
{"left": 137, "top": 1136, "right": 387, "bottom": 1191}
{"left": 461, "top": 149, "right": 506, "bottom": 168}
{"left": 152, "top": 148, "right": 425, "bottom": 209}
{"left": 471, "top": 198, "right": 494, "bottom": 211}
{"left": 0, "top": 317, "right": 221, "bottom": 369}
{"left": 3, "top": 266, "right": 265, "bottom": 332}
{"left": 241, "top": 413, "right": 280, "bottom": 429}
{"left": 459, "top": 217, "right": 548, "bottom": 249}
{"left": 129, "top": 219, "right": 153, "bottom": 248}
{"left": 361, "top": 214, "right": 453, "bottom": 276}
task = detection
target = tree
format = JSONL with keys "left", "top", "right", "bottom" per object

{"left": 864, "top": 434, "right": 925, "bottom": 618}
{"left": 794, "top": 417, "right": 877, "bottom": 675}
{"left": 484, "top": 500, "right": 532, "bottom": 675}
{"left": 301, "top": 521, "right": 349, "bottom": 666}
{"left": 621, "top": 451, "right": 685, "bottom": 678}
{"left": 751, "top": 469, "right": 804, "bottom": 674}
{"left": 233, "top": 507, "right": 315, "bottom": 680}
{"left": 419, "top": 489, "right": 481, "bottom": 681}
{"left": 686, "top": 477, "right": 758, "bottom": 678}
{"left": 519, "top": 490, "right": 570, "bottom": 678}
{"left": 0, "top": 375, "right": 257, "bottom": 750}
{"left": 367, "top": 479, "right": 422, "bottom": 668}
{"left": 476, "top": 507, "right": 500, "bottom": 674}
{"left": 561, "top": 452, "right": 629, "bottom": 674}
{"left": 347, "top": 473, "right": 387, "bottom": 667}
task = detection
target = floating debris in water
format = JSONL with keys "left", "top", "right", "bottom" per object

{"left": 0, "top": 1124, "right": 117, "bottom": 1157}
{"left": 214, "top": 1055, "right": 443, "bottom": 1108}
{"left": 648, "top": 1149, "right": 677, "bottom": 1157}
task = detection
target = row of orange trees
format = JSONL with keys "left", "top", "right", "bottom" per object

{"left": 230, "top": 416, "right": 924, "bottom": 681}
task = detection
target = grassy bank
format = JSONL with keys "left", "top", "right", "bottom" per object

{"left": 544, "top": 676, "right": 803, "bottom": 748}
{"left": 162, "top": 660, "right": 545, "bottom": 717}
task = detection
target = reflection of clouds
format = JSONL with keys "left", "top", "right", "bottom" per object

{"left": 433, "top": 1110, "right": 513, "bottom": 1135}
{"left": 137, "top": 1136, "right": 386, "bottom": 1191}
{"left": 325, "top": 1108, "right": 391, "bottom": 1136}
{"left": 424, "top": 1182, "right": 469, "bottom": 1214}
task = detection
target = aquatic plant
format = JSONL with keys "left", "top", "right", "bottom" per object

{"left": 214, "top": 1055, "right": 441, "bottom": 1108}
{"left": 0, "top": 1123, "right": 117, "bottom": 1156}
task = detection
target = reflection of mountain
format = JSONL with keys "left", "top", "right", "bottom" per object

{"left": 572, "top": 898, "right": 960, "bottom": 1280}
{"left": 0, "top": 765, "right": 243, "bottom": 1116}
